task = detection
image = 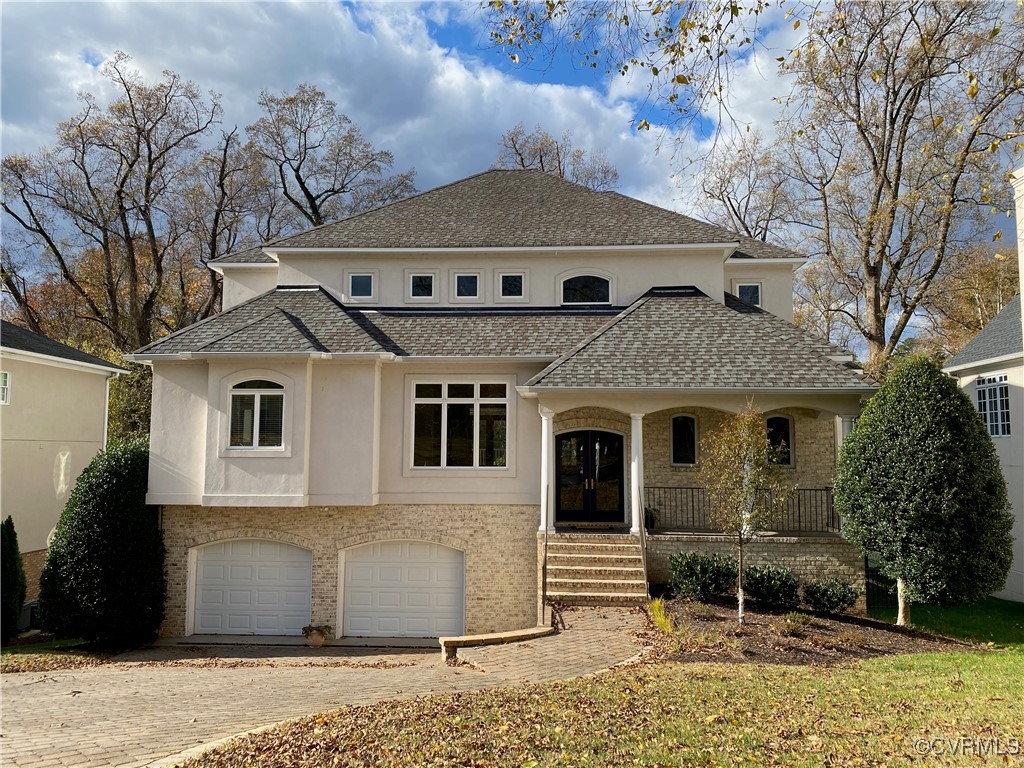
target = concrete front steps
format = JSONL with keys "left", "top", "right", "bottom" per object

{"left": 543, "top": 533, "right": 649, "bottom": 606}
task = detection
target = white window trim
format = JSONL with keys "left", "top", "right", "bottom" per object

{"left": 977, "top": 373, "right": 1011, "bottom": 438}
{"left": 733, "top": 280, "right": 763, "bottom": 307}
{"left": 406, "top": 270, "right": 439, "bottom": 303}
{"left": 219, "top": 370, "right": 294, "bottom": 458}
{"left": 403, "top": 375, "right": 517, "bottom": 478}
{"left": 0, "top": 371, "right": 9, "bottom": 405}
{"left": 670, "top": 413, "right": 699, "bottom": 467}
{"left": 450, "top": 270, "right": 484, "bottom": 304}
{"left": 344, "top": 269, "right": 379, "bottom": 303}
{"left": 766, "top": 414, "right": 795, "bottom": 467}
{"left": 495, "top": 270, "right": 529, "bottom": 303}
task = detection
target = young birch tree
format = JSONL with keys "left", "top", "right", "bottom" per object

{"left": 697, "top": 403, "right": 794, "bottom": 624}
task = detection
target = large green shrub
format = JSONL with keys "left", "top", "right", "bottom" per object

{"left": 743, "top": 564, "right": 800, "bottom": 610}
{"left": 803, "top": 578, "right": 861, "bottom": 614}
{"left": 38, "top": 440, "right": 165, "bottom": 648}
{"left": 668, "top": 552, "right": 738, "bottom": 601}
{"left": 835, "top": 356, "right": 1013, "bottom": 625}
{"left": 1, "top": 516, "right": 27, "bottom": 643}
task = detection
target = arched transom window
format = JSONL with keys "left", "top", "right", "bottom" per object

{"left": 230, "top": 380, "right": 284, "bottom": 448}
{"left": 561, "top": 275, "right": 610, "bottom": 304}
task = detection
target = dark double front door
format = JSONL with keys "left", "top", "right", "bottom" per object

{"left": 555, "top": 430, "right": 625, "bottom": 525}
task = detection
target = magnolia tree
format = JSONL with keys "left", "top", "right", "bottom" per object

{"left": 835, "top": 357, "right": 1013, "bottom": 626}
{"left": 697, "top": 403, "right": 794, "bottom": 624}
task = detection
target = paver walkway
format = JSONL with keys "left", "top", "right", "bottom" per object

{"left": 1, "top": 607, "right": 645, "bottom": 768}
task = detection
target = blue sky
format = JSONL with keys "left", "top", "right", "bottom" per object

{"left": 0, "top": 1, "right": 802, "bottom": 212}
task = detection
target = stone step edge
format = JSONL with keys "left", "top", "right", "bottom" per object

{"left": 438, "top": 625, "right": 556, "bottom": 661}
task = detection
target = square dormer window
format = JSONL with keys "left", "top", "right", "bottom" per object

{"left": 501, "top": 274, "right": 523, "bottom": 297}
{"left": 736, "top": 282, "right": 762, "bottom": 307}
{"left": 410, "top": 273, "right": 435, "bottom": 300}
{"left": 350, "top": 274, "right": 373, "bottom": 298}
{"left": 452, "top": 272, "right": 482, "bottom": 302}
{"left": 496, "top": 271, "right": 528, "bottom": 303}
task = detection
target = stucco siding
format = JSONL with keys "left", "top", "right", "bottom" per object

{"left": 160, "top": 504, "right": 540, "bottom": 638}
{"left": 0, "top": 356, "right": 111, "bottom": 551}
{"left": 221, "top": 268, "right": 278, "bottom": 310}
{"left": 148, "top": 363, "right": 208, "bottom": 504}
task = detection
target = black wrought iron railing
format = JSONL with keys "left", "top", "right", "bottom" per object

{"left": 643, "top": 486, "right": 841, "bottom": 535}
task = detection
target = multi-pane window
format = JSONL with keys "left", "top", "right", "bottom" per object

{"left": 0, "top": 371, "right": 9, "bottom": 405}
{"left": 766, "top": 415, "right": 793, "bottom": 465}
{"left": 562, "top": 275, "right": 610, "bottom": 304}
{"left": 412, "top": 382, "right": 508, "bottom": 468}
{"left": 671, "top": 415, "right": 697, "bottom": 465}
{"left": 977, "top": 374, "right": 1011, "bottom": 437}
{"left": 229, "top": 380, "right": 284, "bottom": 448}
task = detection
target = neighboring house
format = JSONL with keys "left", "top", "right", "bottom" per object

{"left": 130, "top": 169, "right": 877, "bottom": 640}
{"left": 0, "top": 321, "right": 125, "bottom": 614}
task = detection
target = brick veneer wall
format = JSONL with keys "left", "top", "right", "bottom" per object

{"left": 643, "top": 407, "right": 837, "bottom": 488}
{"left": 647, "top": 534, "right": 865, "bottom": 598}
{"left": 160, "top": 504, "right": 539, "bottom": 638}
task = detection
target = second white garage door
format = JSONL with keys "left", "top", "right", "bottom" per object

{"left": 343, "top": 540, "right": 465, "bottom": 638}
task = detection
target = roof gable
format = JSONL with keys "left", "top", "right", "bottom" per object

{"left": 947, "top": 294, "right": 1022, "bottom": 368}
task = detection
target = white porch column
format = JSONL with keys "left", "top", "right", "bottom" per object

{"left": 630, "top": 413, "right": 644, "bottom": 535}
{"left": 539, "top": 407, "right": 555, "bottom": 533}
{"left": 835, "top": 415, "right": 857, "bottom": 457}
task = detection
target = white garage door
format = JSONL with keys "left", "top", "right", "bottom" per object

{"left": 343, "top": 540, "right": 465, "bottom": 638}
{"left": 194, "top": 540, "right": 312, "bottom": 636}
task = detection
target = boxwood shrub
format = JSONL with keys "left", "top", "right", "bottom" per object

{"left": 743, "top": 564, "right": 800, "bottom": 610}
{"left": 38, "top": 439, "right": 165, "bottom": 648}
{"left": 668, "top": 552, "right": 738, "bottom": 602}
{"left": 1, "top": 516, "right": 27, "bottom": 643}
{"left": 803, "top": 577, "right": 861, "bottom": 614}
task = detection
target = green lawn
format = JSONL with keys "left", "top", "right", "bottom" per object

{"left": 870, "top": 597, "right": 1024, "bottom": 648}
{"left": 184, "top": 648, "right": 1024, "bottom": 767}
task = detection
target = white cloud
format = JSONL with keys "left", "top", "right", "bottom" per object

{"left": 0, "top": 1, "right": 771, "bottom": 215}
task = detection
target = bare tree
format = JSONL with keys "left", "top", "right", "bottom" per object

{"left": 494, "top": 123, "right": 619, "bottom": 191}
{"left": 1, "top": 52, "right": 223, "bottom": 351}
{"left": 781, "top": 1, "right": 1024, "bottom": 374}
{"left": 246, "top": 83, "right": 416, "bottom": 227}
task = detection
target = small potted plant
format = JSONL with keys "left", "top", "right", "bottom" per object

{"left": 302, "top": 623, "right": 332, "bottom": 648}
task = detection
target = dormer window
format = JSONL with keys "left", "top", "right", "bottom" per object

{"left": 407, "top": 271, "right": 438, "bottom": 302}
{"left": 452, "top": 271, "right": 483, "bottom": 303}
{"left": 562, "top": 275, "right": 610, "bottom": 304}
{"left": 735, "top": 282, "right": 762, "bottom": 307}
{"left": 350, "top": 274, "right": 374, "bottom": 299}
{"left": 230, "top": 380, "right": 284, "bottom": 448}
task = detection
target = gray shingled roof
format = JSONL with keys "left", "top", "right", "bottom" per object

{"left": 210, "top": 245, "right": 275, "bottom": 266}
{"left": 133, "top": 287, "right": 619, "bottom": 358}
{"left": 946, "top": 295, "right": 1022, "bottom": 368}
{"left": 527, "top": 287, "right": 875, "bottom": 391}
{"left": 1, "top": 320, "right": 126, "bottom": 371}
{"left": 262, "top": 170, "right": 800, "bottom": 256}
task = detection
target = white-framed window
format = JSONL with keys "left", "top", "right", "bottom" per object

{"left": 734, "top": 281, "right": 763, "bottom": 307}
{"left": 0, "top": 371, "right": 9, "bottom": 405}
{"left": 451, "top": 271, "right": 483, "bottom": 303}
{"left": 671, "top": 414, "right": 697, "bottom": 465}
{"left": 977, "top": 374, "right": 1011, "bottom": 437}
{"left": 411, "top": 379, "right": 510, "bottom": 469}
{"left": 561, "top": 274, "right": 611, "bottom": 305}
{"left": 496, "top": 270, "right": 529, "bottom": 302}
{"left": 229, "top": 379, "right": 285, "bottom": 449}
{"left": 766, "top": 415, "right": 794, "bottom": 466}
{"left": 345, "top": 270, "right": 378, "bottom": 303}
{"left": 407, "top": 270, "right": 438, "bottom": 302}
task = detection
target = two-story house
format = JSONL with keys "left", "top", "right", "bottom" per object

{"left": 131, "top": 169, "right": 876, "bottom": 640}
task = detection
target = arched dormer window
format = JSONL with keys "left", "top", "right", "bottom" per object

{"left": 230, "top": 379, "right": 284, "bottom": 448}
{"left": 766, "top": 415, "right": 794, "bottom": 466}
{"left": 561, "top": 274, "right": 611, "bottom": 304}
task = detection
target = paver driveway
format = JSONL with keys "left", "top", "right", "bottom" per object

{"left": 1, "top": 607, "right": 644, "bottom": 768}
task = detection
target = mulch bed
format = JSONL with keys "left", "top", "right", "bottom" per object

{"left": 657, "top": 598, "right": 970, "bottom": 666}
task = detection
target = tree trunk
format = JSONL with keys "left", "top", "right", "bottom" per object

{"left": 737, "top": 538, "right": 745, "bottom": 625}
{"left": 896, "top": 578, "right": 911, "bottom": 627}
